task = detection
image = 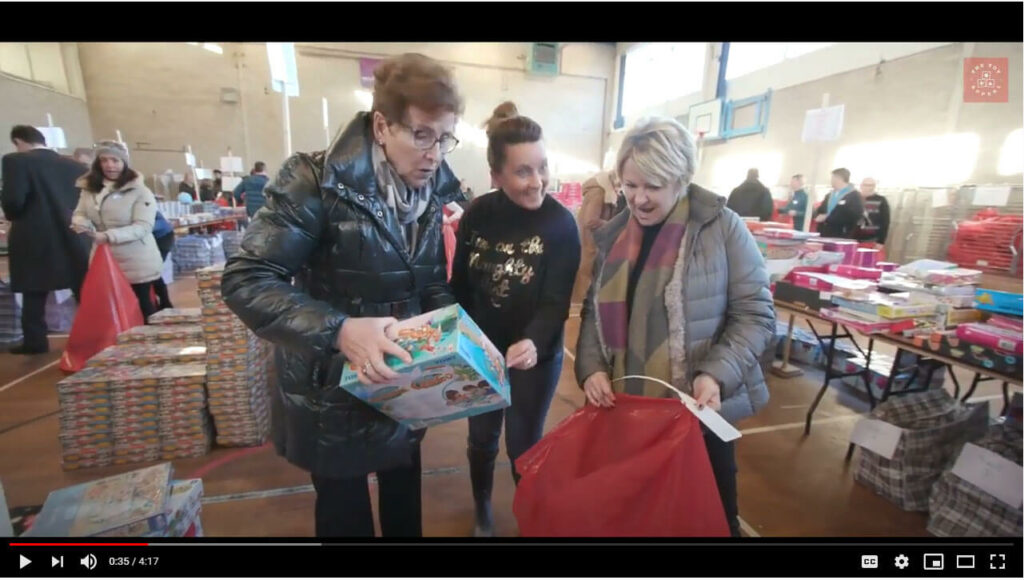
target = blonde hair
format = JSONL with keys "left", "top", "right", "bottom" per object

{"left": 616, "top": 117, "right": 697, "bottom": 189}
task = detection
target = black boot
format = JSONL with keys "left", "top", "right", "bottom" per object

{"left": 468, "top": 448, "right": 497, "bottom": 537}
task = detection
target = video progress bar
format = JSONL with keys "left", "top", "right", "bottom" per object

{"left": 11, "top": 543, "right": 321, "bottom": 547}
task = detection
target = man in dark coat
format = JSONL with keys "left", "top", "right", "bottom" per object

{"left": 726, "top": 168, "right": 774, "bottom": 222}
{"left": 814, "top": 167, "right": 865, "bottom": 239}
{"left": 1, "top": 125, "right": 89, "bottom": 354}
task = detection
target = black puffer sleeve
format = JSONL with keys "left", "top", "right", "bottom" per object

{"left": 222, "top": 153, "right": 347, "bottom": 359}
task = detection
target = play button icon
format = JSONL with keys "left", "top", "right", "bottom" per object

{"left": 19, "top": 555, "right": 31, "bottom": 569}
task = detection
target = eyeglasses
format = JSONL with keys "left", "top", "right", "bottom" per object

{"left": 391, "top": 120, "right": 459, "bottom": 154}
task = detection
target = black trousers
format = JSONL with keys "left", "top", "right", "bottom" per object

{"left": 310, "top": 445, "right": 423, "bottom": 537}
{"left": 703, "top": 428, "right": 740, "bottom": 537}
{"left": 467, "top": 351, "right": 562, "bottom": 483}
{"left": 152, "top": 233, "right": 175, "bottom": 310}
{"left": 20, "top": 287, "right": 83, "bottom": 350}
{"left": 130, "top": 282, "right": 157, "bottom": 322}
{"left": 19, "top": 292, "right": 50, "bottom": 350}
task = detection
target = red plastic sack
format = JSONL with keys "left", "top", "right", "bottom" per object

{"left": 443, "top": 222, "right": 457, "bottom": 282}
{"left": 59, "top": 245, "right": 145, "bottom": 372}
{"left": 513, "top": 394, "right": 730, "bottom": 537}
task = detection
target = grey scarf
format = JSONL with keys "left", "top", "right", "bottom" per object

{"left": 372, "top": 142, "right": 432, "bottom": 254}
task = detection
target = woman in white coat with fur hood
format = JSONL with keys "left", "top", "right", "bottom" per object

{"left": 71, "top": 140, "right": 164, "bottom": 320}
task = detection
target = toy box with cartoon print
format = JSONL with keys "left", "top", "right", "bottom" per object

{"left": 339, "top": 304, "right": 511, "bottom": 430}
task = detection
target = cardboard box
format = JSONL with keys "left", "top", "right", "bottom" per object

{"left": 339, "top": 305, "right": 510, "bottom": 430}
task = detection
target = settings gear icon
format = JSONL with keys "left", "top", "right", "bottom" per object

{"left": 894, "top": 554, "right": 910, "bottom": 570}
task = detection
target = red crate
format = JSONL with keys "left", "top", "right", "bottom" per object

{"left": 947, "top": 210, "right": 1023, "bottom": 274}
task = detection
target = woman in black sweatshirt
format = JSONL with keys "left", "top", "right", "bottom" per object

{"left": 450, "top": 102, "right": 581, "bottom": 537}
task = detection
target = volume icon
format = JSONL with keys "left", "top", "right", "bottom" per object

{"left": 80, "top": 554, "right": 97, "bottom": 570}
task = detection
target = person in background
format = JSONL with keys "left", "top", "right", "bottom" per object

{"left": 221, "top": 53, "right": 465, "bottom": 538}
{"left": 215, "top": 189, "right": 233, "bottom": 208}
{"left": 212, "top": 169, "right": 224, "bottom": 196}
{"left": 782, "top": 174, "right": 809, "bottom": 231}
{"left": 151, "top": 211, "right": 175, "bottom": 311}
{"left": 572, "top": 168, "right": 626, "bottom": 305}
{"left": 71, "top": 140, "right": 164, "bottom": 321}
{"left": 450, "top": 101, "right": 581, "bottom": 537}
{"left": 814, "top": 168, "right": 864, "bottom": 239}
{"left": 726, "top": 168, "right": 773, "bottom": 222}
{"left": 854, "top": 177, "right": 890, "bottom": 249}
{"left": 1, "top": 125, "right": 90, "bottom": 354}
{"left": 459, "top": 186, "right": 474, "bottom": 211}
{"left": 72, "top": 148, "right": 94, "bottom": 167}
{"left": 575, "top": 117, "right": 773, "bottom": 538}
{"left": 234, "top": 161, "right": 271, "bottom": 217}
{"left": 198, "top": 179, "right": 215, "bottom": 204}
{"left": 214, "top": 188, "right": 232, "bottom": 207}
{"left": 178, "top": 171, "right": 197, "bottom": 200}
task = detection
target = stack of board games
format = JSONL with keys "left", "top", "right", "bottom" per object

{"left": 21, "top": 464, "right": 206, "bottom": 537}
{"left": 57, "top": 365, "right": 213, "bottom": 470}
{"left": 196, "top": 265, "right": 271, "bottom": 447}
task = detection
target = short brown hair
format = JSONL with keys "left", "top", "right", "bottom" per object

{"left": 484, "top": 101, "right": 543, "bottom": 173}
{"left": 831, "top": 167, "right": 851, "bottom": 183}
{"left": 372, "top": 53, "right": 464, "bottom": 122}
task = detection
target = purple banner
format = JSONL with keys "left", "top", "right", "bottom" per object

{"left": 359, "top": 58, "right": 382, "bottom": 88}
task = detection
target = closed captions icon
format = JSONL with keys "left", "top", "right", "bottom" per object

{"left": 861, "top": 555, "right": 879, "bottom": 569}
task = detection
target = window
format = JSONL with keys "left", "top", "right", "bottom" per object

{"left": 998, "top": 128, "right": 1023, "bottom": 176}
{"left": 621, "top": 43, "right": 707, "bottom": 116}
{"left": 833, "top": 133, "right": 980, "bottom": 187}
{"left": 721, "top": 91, "right": 771, "bottom": 139}
{"left": 725, "top": 43, "right": 834, "bottom": 80}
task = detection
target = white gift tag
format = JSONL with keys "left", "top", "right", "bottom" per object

{"left": 614, "top": 375, "right": 742, "bottom": 442}
{"left": 850, "top": 418, "right": 903, "bottom": 459}
{"left": 951, "top": 443, "right": 1023, "bottom": 509}
{"left": 53, "top": 289, "right": 72, "bottom": 304}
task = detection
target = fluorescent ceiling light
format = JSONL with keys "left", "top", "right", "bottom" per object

{"left": 203, "top": 43, "right": 223, "bottom": 55}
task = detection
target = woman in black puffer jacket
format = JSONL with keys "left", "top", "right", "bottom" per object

{"left": 221, "top": 53, "right": 465, "bottom": 538}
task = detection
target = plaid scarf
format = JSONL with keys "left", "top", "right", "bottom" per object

{"left": 597, "top": 197, "right": 689, "bottom": 397}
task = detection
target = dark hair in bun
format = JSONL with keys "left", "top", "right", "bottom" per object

{"left": 484, "top": 101, "right": 542, "bottom": 173}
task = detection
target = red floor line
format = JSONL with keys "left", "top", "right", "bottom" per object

{"left": 187, "top": 442, "right": 272, "bottom": 479}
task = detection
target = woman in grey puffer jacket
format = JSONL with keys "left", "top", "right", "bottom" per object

{"left": 574, "top": 117, "right": 775, "bottom": 537}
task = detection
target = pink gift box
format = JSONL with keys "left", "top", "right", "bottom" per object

{"left": 856, "top": 248, "right": 880, "bottom": 268}
{"left": 819, "top": 239, "right": 859, "bottom": 265}
{"left": 877, "top": 262, "right": 899, "bottom": 272}
{"left": 956, "top": 322, "right": 1024, "bottom": 355}
{"left": 826, "top": 264, "right": 884, "bottom": 281}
